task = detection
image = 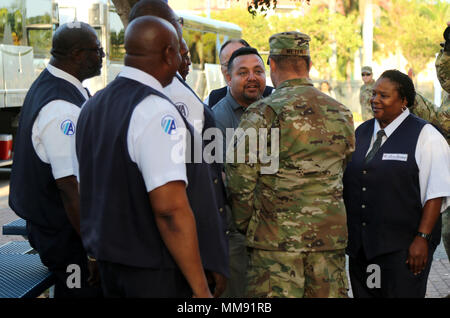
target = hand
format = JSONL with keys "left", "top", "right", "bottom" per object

{"left": 206, "top": 271, "right": 227, "bottom": 298}
{"left": 87, "top": 259, "right": 101, "bottom": 287}
{"left": 406, "top": 236, "right": 429, "bottom": 275}
{"left": 192, "top": 287, "right": 213, "bottom": 298}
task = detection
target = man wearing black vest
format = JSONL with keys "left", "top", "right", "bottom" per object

{"left": 205, "top": 39, "right": 273, "bottom": 108}
{"left": 76, "top": 16, "right": 228, "bottom": 297}
{"left": 9, "top": 22, "right": 104, "bottom": 297}
{"left": 127, "top": 0, "right": 229, "bottom": 297}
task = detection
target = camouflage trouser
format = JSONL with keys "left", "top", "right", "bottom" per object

{"left": 245, "top": 248, "right": 349, "bottom": 298}
{"left": 443, "top": 207, "right": 450, "bottom": 261}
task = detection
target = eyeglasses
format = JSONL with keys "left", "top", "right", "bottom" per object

{"left": 177, "top": 17, "right": 184, "bottom": 26}
{"left": 81, "top": 47, "right": 104, "bottom": 56}
{"left": 362, "top": 73, "right": 372, "bottom": 77}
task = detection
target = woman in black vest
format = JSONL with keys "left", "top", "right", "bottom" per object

{"left": 343, "top": 70, "right": 450, "bottom": 297}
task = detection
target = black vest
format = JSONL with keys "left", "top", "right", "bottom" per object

{"left": 9, "top": 69, "right": 86, "bottom": 230}
{"left": 76, "top": 76, "right": 229, "bottom": 277}
{"left": 343, "top": 115, "right": 442, "bottom": 260}
{"left": 175, "top": 75, "right": 229, "bottom": 230}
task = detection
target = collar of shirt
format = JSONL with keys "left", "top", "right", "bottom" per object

{"left": 46, "top": 64, "right": 89, "bottom": 100}
{"left": 118, "top": 66, "right": 165, "bottom": 94}
{"left": 225, "top": 89, "right": 245, "bottom": 112}
{"left": 372, "top": 108, "right": 410, "bottom": 143}
{"left": 277, "top": 78, "right": 314, "bottom": 90}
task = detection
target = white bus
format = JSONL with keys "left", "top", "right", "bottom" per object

{"left": 0, "top": 0, "right": 59, "bottom": 165}
{"left": 56, "top": 0, "right": 242, "bottom": 98}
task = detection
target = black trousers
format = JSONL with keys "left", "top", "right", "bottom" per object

{"left": 97, "top": 261, "right": 192, "bottom": 298}
{"left": 349, "top": 247, "right": 435, "bottom": 298}
{"left": 27, "top": 222, "right": 102, "bottom": 298}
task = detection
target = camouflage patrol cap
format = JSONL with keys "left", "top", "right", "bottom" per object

{"left": 269, "top": 31, "right": 311, "bottom": 57}
{"left": 436, "top": 51, "right": 450, "bottom": 93}
{"left": 361, "top": 66, "right": 372, "bottom": 74}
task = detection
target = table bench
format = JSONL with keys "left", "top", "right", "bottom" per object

{"left": 0, "top": 254, "right": 54, "bottom": 298}
{"left": 0, "top": 241, "right": 34, "bottom": 254}
{"left": 2, "top": 218, "right": 27, "bottom": 236}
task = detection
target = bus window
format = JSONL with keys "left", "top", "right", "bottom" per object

{"left": 24, "top": 0, "right": 54, "bottom": 57}
{"left": 184, "top": 29, "right": 217, "bottom": 68}
{"left": 25, "top": 0, "right": 52, "bottom": 24}
{"left": 202, "top": 32, "right": 217, "bottom": 64}
{"left": 1, "top": 0, "right": 26, "bottom": 46}
{"left": 93, "top": 26, "right": 102, "bottom": 45}
{"left": 0, "top": 0, "right": 53, "bottom": 55}
{"left": 27, "top": 28, "right": 51, "bottom": 57}
{"left": 184, "top": 29, "right": 203, "bottom": 68}
{"left": 109, "top": 10, "right": 124, "bottom": 61}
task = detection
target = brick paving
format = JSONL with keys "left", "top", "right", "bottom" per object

{"left": 0, "top": 172, "right": 449, "bottom": 298}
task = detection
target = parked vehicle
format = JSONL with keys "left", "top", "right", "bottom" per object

{"left": 0, "top": 0, "right": 59, "bottom": 166}
{"left": 56, "top": 0, "right": 242, "bottom": 99}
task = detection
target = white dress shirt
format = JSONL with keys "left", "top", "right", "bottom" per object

{"left": 32, "top": 64, "right": 88, "bottom": 179}
{"left": 120, "top": 66, "right": 188, "bottom": 192}
{"left": 367, "top": 109, "right": 450, "bottom": 212}
{"left": 164, "top": 73, "right": 205, "bottom": 134}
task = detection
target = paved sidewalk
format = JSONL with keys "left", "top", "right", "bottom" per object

{"left": 344, "top": 244, "right": 450, "bottom": 298}
{"left": 0, "top": 172, "right": 449, "bottom": 298}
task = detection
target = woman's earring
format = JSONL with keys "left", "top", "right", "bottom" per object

{"left": 401, "top": 105, "right": 407, "bottom": 112}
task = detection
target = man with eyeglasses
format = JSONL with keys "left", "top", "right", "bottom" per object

{"left": 9, "top": 22, "right": 104, "bottom": 297}
{"left": 359, "top": 66, "right": 375, "bottom": 122}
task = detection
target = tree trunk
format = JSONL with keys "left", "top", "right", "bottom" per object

{"left": 111, "top": 0, "right": 139, "bottom": 29}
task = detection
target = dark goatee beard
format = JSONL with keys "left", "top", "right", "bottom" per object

{"left": 243, "top": 91, "right": 262, "bottom": 105}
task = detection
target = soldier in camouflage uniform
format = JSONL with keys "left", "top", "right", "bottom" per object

{"left": 436, "top": 47, "right": 450, "bottom": 144}
{"left": 359, "top": 66, "right": 375, "bottom": 121}
{"left": 436, "top": 25, "right": 450, "bottom": 270}
{"left": 225, "top": 31, "right": 355, "bottom": 298}
{"left": 410, "top": 93, "right": 442, "bottom": 133}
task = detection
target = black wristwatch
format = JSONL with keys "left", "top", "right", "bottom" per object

{"left": 416, "top": 232, "right": 432, "bottom": 241}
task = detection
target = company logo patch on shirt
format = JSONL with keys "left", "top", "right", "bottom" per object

{"left": 161, "top": 115, "right": 178, "bottom": 135}
{"left": 175, "top": 102, "right": 189, "bottom": 118}
{"left": 382, "top": 153, "right": 408, "bottom": 161}
{"left": 60, "top": 119, "right": 75, "bottom": 136}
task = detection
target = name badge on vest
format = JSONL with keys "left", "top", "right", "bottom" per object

{"left": 382, "top": 153, "right": 408, "bottom": 161}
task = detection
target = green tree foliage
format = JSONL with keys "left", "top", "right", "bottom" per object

{"left": 110, "top": 29, "right": 125, "bottom": 61}
{"left": 211, "top": 8, "right": 269, "bottom": 51}
{"left": 375, "top": 0, "right": 449, "bottom": 75}
{"left": 212, "top": 6, "right": 361, "bottom": 81}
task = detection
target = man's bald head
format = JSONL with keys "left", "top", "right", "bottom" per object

{"left": 125, "top": 16, "right": 181, "bottom": 87}
{"left": 50, "top": 21, "right": 104, "bottom": 82}
{"left": 129, "top": 0, "right": 182, "bottom": 39}
{"left": 51, "top": 22, "right": 98, "bottom": 59}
